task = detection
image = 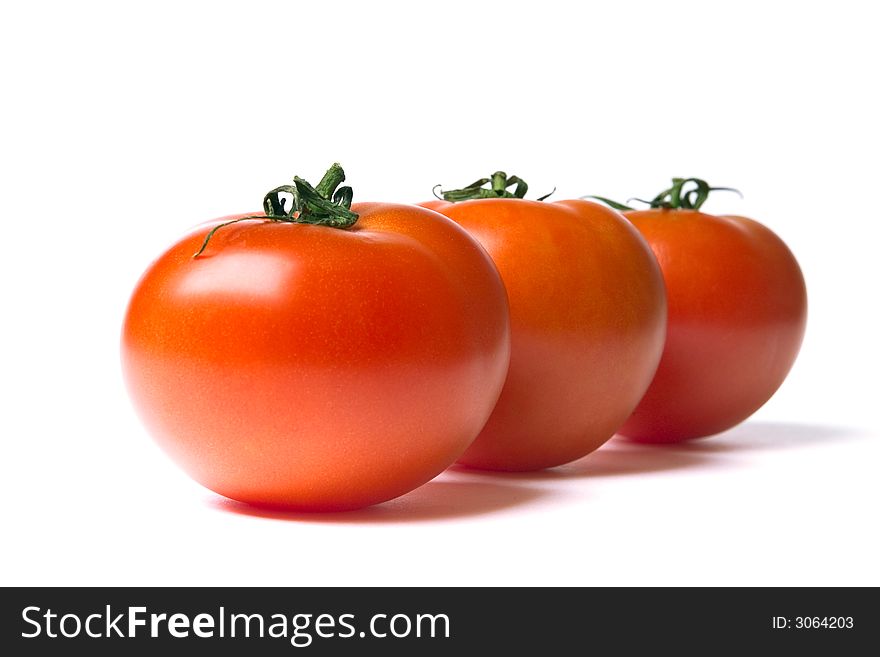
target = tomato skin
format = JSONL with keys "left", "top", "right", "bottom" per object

{"left": 419, "top": 199, "right": 452, "bottom": 212}
{"left": 121, "top": 203, "right": 510, "bottom": 510}
{"left": 619, "top": 209, "right": 807, "bottom": 442}
{"left": 424, "top": 198, "right": 667, "bottom": 470}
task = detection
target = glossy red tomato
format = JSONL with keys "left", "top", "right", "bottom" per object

{"left": 608, "top": 180, "right": 807, "bottom": 442}
{"left": 122, "top": 167, "right": 510, "bottom": 510}
{"left": 424, "top": 173, "right": 667, "bottom": 470}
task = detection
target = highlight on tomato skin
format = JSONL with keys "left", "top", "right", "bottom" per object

{"left": 423, "top": 172, "right": 668, "bottom": 471}
{"left": 120, "top": 165, "right": 512, "bottom": 511}
{"left": 588, "top": 178, "right": 808, "bottom": 443}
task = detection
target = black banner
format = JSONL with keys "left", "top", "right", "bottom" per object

{"left": 1, "top": 587, "right": 874, "bottom": 655}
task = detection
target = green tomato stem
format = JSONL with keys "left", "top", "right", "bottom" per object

{"left": 436, "top": 171, "right": 553, "bottom": 202}
{"left": 193, "top": 163, "right": 358, "bottom": 258}
{"left": 584, "top": 177, "right": 742, "bottom": 212}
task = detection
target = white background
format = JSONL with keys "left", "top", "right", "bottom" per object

{"left": 2, "top": 1, "right": 878, "bottom": 586}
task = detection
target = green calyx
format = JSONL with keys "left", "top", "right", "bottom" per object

{"left": 585, "top": 177, "right": 742, "bottom": 212}
{"left": 434, "top": 171, "right": 555, "bottom": 203}
{"left": 193, "top": 163, "right": 358, "bottom": 258}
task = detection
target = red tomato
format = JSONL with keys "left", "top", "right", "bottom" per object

{"left": 590, "top": 178, "right": 808, "bottom": 442}
{"left": 122, "top": 167, "right": 510, "bottom": 510}
{"left": 424, "top": 175, "right": 666, "bottom": 470}
{"left": 619, "top": 208, "right": 807, "bottom": 442}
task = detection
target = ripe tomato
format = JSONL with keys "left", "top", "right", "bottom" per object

{"left": 424, "top": 172, "right": 667, "bottom": 470}
{"left": 594, "top": 178, "right": 807, "bottom": 442}
{"left": 121, "top": 165, "right": 510, "bottom": 510}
